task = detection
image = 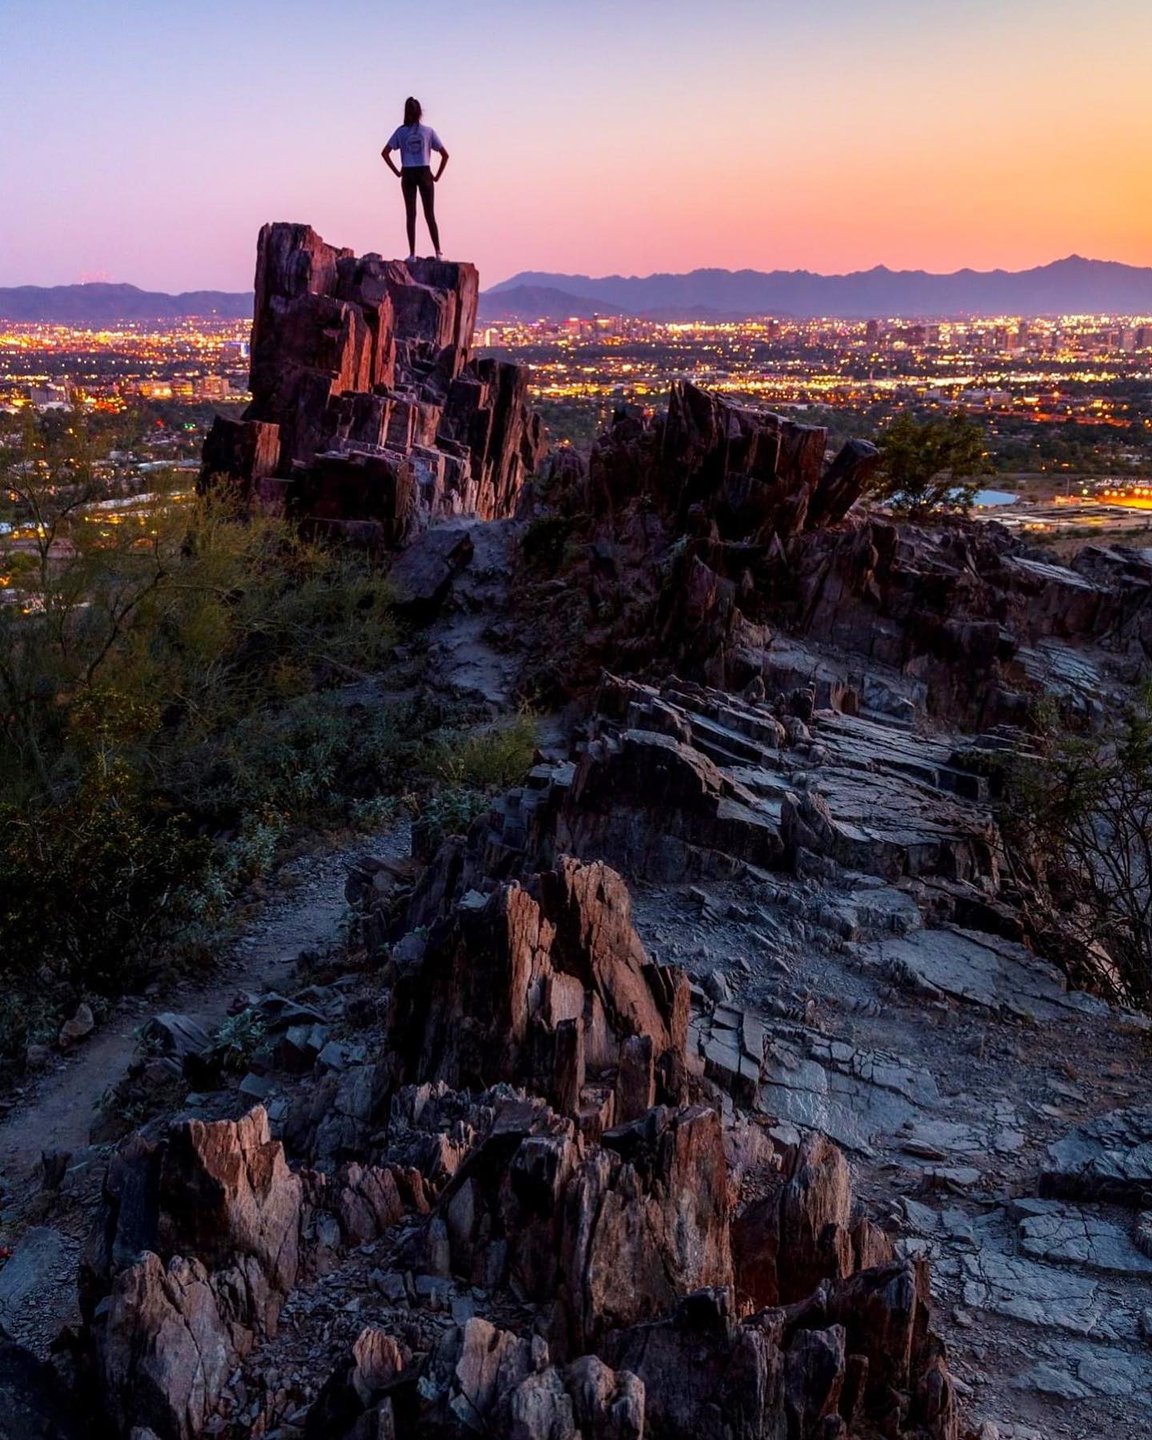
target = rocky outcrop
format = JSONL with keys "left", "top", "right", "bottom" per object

{"left": 80, "top": 1108, "right": 303, "bottom": 1439}
{"left": 387, "top": 856, "right": 691, "bottom": 1127}
{"left": 415, "top": 1096, "right": 731, "bottom": 1355}
{"left": 783, "top": 517, "right": 1139, "bottom": 726}
{"left": 603, "top": 1265, "right": 958, "bottom": 1440}
{"left": 387, "top": 672, "right": 1001, "bottom": 915}
{"left": 514, "top": 382, "right": 878, "bottom": 698}
{"left": 332, "top": 1317, "right": 645, "bottom": 1440}
{"left": 516, "top": 382, "right": 1152, "bottom": 726}
{"left": 200, "top": 223, "right": 544, "bottom": 545}
{"left": 584, "top": 381, "right": 879, "bottom": 544}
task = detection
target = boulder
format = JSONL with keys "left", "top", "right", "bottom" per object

{"left": 777, "top": 1134, "right": 853, "bottom": 1305}
{"left": 155, "top": 1107, "right": 301, "bottom": 1298}
{"left": 304, "top": 1327, "right": 409, "bottom": 1440}
{"left": 95, "top": 1252, "right": 234, "bottom": 1440}
{"left": 58, "top": 1002, "right": 94, "bottom": 1048}
{"left": 81, "top": 1109, "right": 305, "bottom": 1438}
{"left": 558, "top": 1105, "right": 732, "bottom": 1353}
{"left": 605, "top": 1265, "right": 959, "bottom": 1440}
{"left": 388, "top": 525, "right": 474, "bottom": 616}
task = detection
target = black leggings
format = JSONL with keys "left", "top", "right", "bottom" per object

{"left": 401, "top": 166, "right": 440, "bottom": 255}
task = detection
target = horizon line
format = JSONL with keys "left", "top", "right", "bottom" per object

{"left": 4, "top": 251, "right": 1152, "bottom": 297}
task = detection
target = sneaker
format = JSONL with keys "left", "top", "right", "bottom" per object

{"left": 435, "top": 251, "right": 443, "bottom": 261}
{"left": 406, "top": 253, "right": 417, "bottom": 263}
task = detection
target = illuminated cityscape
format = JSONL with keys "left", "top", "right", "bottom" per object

{"left": 0, "top": 319, "right": 251, "bottom": 413}
{"left": 4, "top": 311, "right": 1152, "bottom": 551}
{"left": 475, "top": 312, "right": 1152, "bottom": 465}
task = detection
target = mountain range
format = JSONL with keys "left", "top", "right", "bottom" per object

{"left": 477, "top": 285, "right": 629, "bottom": 323}
{"left": 4, "top": 257, "right": 1152, "bottom": 324}
{"left": 0, "top": 282, "right": 251, "bottom": 323}
{"left": 483, "top": 256, "right": 1152, "bottom": 320}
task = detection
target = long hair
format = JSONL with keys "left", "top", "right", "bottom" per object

{"left": 404, "top": 96, "right": 422, "bottom": 127}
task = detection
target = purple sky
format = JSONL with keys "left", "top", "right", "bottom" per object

{"left": 2, "top": 0, "right": 1150, "bottom": 292}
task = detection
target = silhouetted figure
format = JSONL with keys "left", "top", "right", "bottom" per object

{"left": 382, "top": 97, "right": 450, "bottom": 262}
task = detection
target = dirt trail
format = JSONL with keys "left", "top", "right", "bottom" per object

{"left": 0, "top": 837, "right": 399, "bottom": 1187}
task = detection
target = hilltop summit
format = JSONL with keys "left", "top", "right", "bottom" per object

{"left": 200, "top": 223, "right": 544, "bottom": 545}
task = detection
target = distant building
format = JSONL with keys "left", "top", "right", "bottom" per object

{"left": 29, "top": 382, "right": 70, "bottom": 410}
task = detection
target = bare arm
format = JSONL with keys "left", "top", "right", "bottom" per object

{"left": 381, "top": 145, "right": 402, "bottom": 177}
{"left": 434, "top": 149, "right": 449, "bottom": 181}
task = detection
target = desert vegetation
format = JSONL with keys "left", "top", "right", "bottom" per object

{"left": 1006, "top": 687, "right": 1152, "bottom": 1004}
{"left": 0, "top": 414, "right": 535, "bottom": 1064}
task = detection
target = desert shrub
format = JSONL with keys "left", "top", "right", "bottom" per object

{"left": 426, "top": 713, "right": 537, "bottom": 791}
{"left": 1006, "top": 686, "right": 1152, "bottom": 1002}
{"left": 0, "top": 421, "right": 403, "bottom": 1046}
{"left": 213, "top": 1009, "right": 270, "bottom": 1074}
{"left": 0, "top": 766, "right": 213, "bottom": 994}
{"left": 422, "top": 784, "right": 491, "bottom": 838}
{"left": 411, "top": 715, "right": 538, "bottom": 858}
{"left": 521, "top": 515, "right": 573, "bottom": 573}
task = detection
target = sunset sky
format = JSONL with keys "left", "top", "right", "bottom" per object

{"left": 2, "top": 0, "right": 1150, "bottom": 292}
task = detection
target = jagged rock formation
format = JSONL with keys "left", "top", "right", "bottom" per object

{"left": 66, "top": 850, "right": 960, "bottom": 1438}
{"left": 80, "top": 1108, "right": 303, "bottom": 1437}
{"left": 200, "top": 223, "right": 544, "bottom": 545}
{"left": 515, "top": 382, "right": 878, "bottom": 696}
{"left": 516, "top": 382, "right": 1152, "bottom": 727}
{"left": 781, "top": 519, "right": 1148, "bottom": 727}
{"left": 386, "top": 856, "right": 690, "bottom": 1127}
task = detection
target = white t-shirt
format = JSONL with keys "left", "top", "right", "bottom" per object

{"left": 387, "top": 123, "right": 446, "bottom": 168}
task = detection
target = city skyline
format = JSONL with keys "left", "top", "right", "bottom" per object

{"left": 2, "top": 0, "right": 1151, "bottom": 291}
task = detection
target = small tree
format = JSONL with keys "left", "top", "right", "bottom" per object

{"left": 871, "top": 411, "right": 988, "bottom": 518}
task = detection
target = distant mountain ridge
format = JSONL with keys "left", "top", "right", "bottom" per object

{"left": 0, "top": 282, "right": 252, "bottom": 323}
{"left": 477, "top": 286, "right": 629, "bottom": 322}
{"left": 6, "top": 255, "right": 1152, "bottom": 324}
{"left": 485, "top": 256, "right": 1152, "bottom": 319}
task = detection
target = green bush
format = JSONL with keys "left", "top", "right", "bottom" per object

{"left": 411, "top": 715, "right": 538, "bottom": 859}
{"left": 1006, "top": 686, "right": 1152, "bottom": 1003}
{"left": 213, "top": 1009, "right": 270, "bottom": 1074}
{"left": 0, "top": 421, "right": 405, "bottom": 1051}
{"left": 426, "top": 714, "right": 537, "bottom": 792}
{"left": 868, "top": 411, "right": 989, "bottom": 517}
{"left": 0, "top": 766, "right": 212, "bottom": 994}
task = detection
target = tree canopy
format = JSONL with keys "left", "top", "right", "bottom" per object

{"left": 871, "top": 411, "right": 989, "bottom": 517}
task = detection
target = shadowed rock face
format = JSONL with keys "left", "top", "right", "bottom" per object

{"left": 0, "top": 1333, "right": 85, "bottom": 1439}
{"left": 199, "top": 223, "right": 544, "bottom": 545}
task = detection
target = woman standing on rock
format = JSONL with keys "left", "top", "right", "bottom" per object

{"left": 382, "top": 97, "right": 449, "bottom": 262}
